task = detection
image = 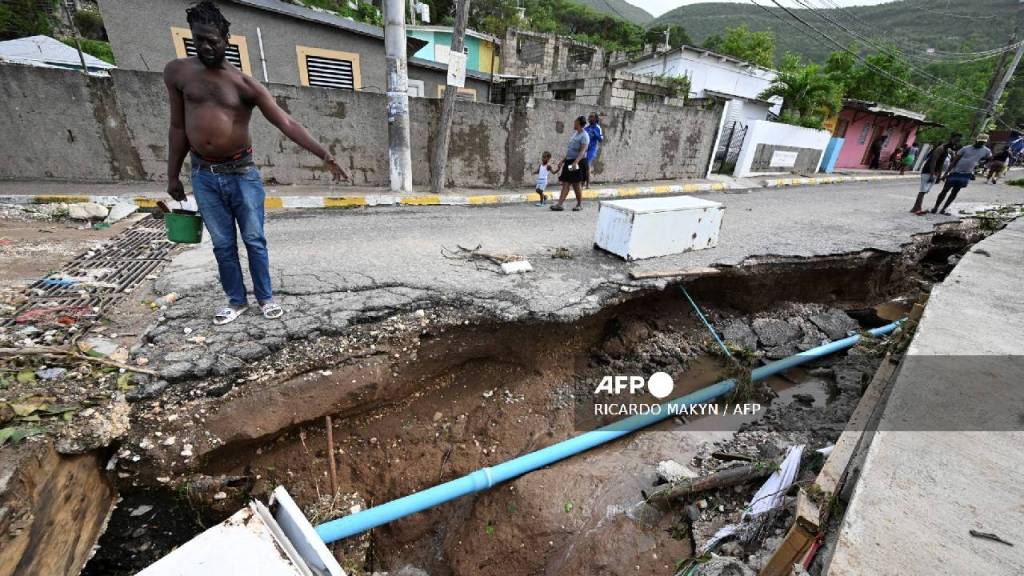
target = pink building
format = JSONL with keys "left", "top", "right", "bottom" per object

{"left": 832, "top": 99, "right": 931, "bottom": 170}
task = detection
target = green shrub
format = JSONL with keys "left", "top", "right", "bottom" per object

{"left": 60, "top": 38, "right": 115, "bottom": 65}
{"left": 0, "top": 0, "right": 55, "bottom": 40}
{"left": 73, "top": 9, "right": 106, "bottom": 41}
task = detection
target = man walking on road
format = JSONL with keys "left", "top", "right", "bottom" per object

{"left": 910, "top": 132, "right": 960, "bottom": 215}
{"left": 583, "top": 112, "right": 604, "bottom": 188}
{"left": 164, "top": 1, "right": 347, "bottom": 325}
{"left": 932, "top": 134, "right": 992, "bottom": 215}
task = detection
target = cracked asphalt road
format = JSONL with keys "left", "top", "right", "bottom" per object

{"left": 146, "top": 179, "right": 1023, "bottom": 381}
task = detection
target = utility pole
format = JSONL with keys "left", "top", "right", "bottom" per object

{"left": 61, "top": 1, "right": 89, "bottom": 75}
{"left": 384, "top": 0, "right": 413, "bottom": 192}
{"left": 430, "top": 0, "right": 470, "bottom": 194}
{"left": 971, "top": 2, "right": 1024, "bottom": 138}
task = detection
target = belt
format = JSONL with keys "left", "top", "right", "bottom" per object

{"left": 191, "top": 147, "right": 255, "bottom": 175}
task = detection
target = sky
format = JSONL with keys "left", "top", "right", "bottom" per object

{"left": 632, "top": 0, "right": 894, "bottom": 18}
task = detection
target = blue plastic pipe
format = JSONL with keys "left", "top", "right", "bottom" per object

{"left": 315, "top": 320, "right": 903, "bottom": 543}
{"left": 681, "top": 286, "right": 732, "bottom": 358}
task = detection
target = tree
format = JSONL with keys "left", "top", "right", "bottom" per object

{"left": 844, "top": 50, "right": 917, "bottom": 109}
{"left": 645, "top": 25, "right": 691, "bottom": 49}
{"left": 703, "top": 24, "right": 774, "bottom": 68}
{"left": 472, "top": 0, "right": 524, "bottom": 36}
{"left": 0, "top": 0, "right": 54, "bottom": 41}
{"left": 72, "top": 9, "right": 106, "bottom": 41}
{"left": 916, "top": 57, "right": 1000, "bottom": 142}
{"left": 759, "top": 54, "right": 840, "bottom": 128}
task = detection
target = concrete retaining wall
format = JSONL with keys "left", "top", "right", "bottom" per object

{"left": 0, "top": 66, "right": 144, "bottom": 181}
{"left": 515, "top": 98, "right": 721, "bottom": 185}
{"left": 0, "top": 65, "right": 723, "bottom": 188}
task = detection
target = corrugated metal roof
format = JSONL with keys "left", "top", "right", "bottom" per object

{"left": 843, "top": 98, "right": 927, "bottom": 122}
{"left": 408, "top": 56, "right": 491, "bottom": 81}
{"left": 0, "top": 35, "right": 115, "bottom": 75}
{"left": 230, "top": 0, "right": 384, "bottom": 39}
{"left": 407, "top": 25, "right": 502, "bottom": 44}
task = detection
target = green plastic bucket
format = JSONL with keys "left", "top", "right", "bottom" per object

{"left": 164, "top": 211, "right": 204, "bottom": 244}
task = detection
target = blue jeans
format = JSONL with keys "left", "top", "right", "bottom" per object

{"left": 191, "top": 166, "right": 272, "bottom": 307}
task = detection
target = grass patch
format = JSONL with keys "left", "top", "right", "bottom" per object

{"left": 60, "top": 38, "right": 115, "bottom": 65}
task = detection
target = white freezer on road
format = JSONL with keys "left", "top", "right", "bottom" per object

{"left": 594, "top": 196, "right": 725, "bottom": 260}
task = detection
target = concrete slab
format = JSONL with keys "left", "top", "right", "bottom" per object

{"left": 828, "top": 218, "right": 1024, "bottom": 575}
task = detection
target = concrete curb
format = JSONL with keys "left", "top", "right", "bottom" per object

{"left": 0, "top": 173, "right": 917, "bottom": 210}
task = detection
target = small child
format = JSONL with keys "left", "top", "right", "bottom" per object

{"left": 535, "top": 151, "right": 556, "bottom": 206}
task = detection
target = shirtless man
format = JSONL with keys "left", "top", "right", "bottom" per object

{"left": 164, "top": 1, "right": 347, "bottom": 325}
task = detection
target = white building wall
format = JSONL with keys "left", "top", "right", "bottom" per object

{"left": 733, "top": 119, "right": 832, "bottom": 178}
{"left": 621, "top": 48, "right": 777, "bottom": 103}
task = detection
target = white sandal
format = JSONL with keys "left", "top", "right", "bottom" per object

{"left": 214, "top": 305, "right": 247, "bottom": 326}
{"left": 260, "top": 301, "right": 283, "bottom": 319}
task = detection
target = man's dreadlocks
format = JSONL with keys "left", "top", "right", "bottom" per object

{"left": 186, "top": 1, "right": 231, "bottom": 38}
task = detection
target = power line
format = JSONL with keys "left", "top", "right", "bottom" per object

{"left": 760, "top": 0, "right": 1022, "bottom": 131}
{"left": 811, "top": 0, "right": 1010, "bottom": 60}
{"left": 810, "top": 0, "right": 1020, "bottom": 61}
{"left": 791, "top": 0, "right": 996, "bottom": 105}
{"left": 752, "top": 0, "right": 990, "bottom": 113}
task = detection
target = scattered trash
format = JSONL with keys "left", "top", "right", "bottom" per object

{"left": 646, "top": 458, "right": 778, "bottom": 506}
{"left": 501, "top": 260, "right": 533, "bottom": 275}
{"left": 698, "top": 445, "right": 804, "bottom": 555}
{"left": 154, "top": 292, "right": 179, "bottom": 308}
{"left": 711, "top": 451, "right": 756, "bottom": 463}
{"left": 15, "top": 306, "right": 92, "bottom": 325}
{"left": 41, "top": 278, "right": 80, "bottom": 288}
{"left": 68, "top": 202, "right": 109, "bottom": 221}
{"left": 656, "top": 460, "right": 698, "bottom": 483}
{"left": 35, "top": 367, "right": 67, "bottom": 380}
{"left": 442, "top": 244, "right": 527, "bottom": 274}
{"left": 551, "top": 247, "right": 573, "bottom": 259}
{"left": 969, "top": 529, "right": 1014, "bottom": 547}
{"left": 130, "top": 505, "right": 154, "bottom": 517}
{"left": 78, "top": 336, "right": 119, "bottom": 358}
{"left": 104, "top": 202, "right": 139, "bottom": 225}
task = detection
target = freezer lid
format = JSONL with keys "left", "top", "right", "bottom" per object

{"left": 599, "top": 196, "right": 723, "bottom": 214}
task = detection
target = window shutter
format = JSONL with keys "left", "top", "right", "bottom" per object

{"left": 183, "top": 38, "right": 244, "bottom": 70}
{"left": 304, "top": 54, "right": 355, "bottom": 90}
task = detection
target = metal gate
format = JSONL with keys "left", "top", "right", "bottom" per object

{"left": 714, "top": 120, "right": 748, "bottom": 175}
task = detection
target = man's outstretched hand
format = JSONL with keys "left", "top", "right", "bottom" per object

{"left": 167, "top": 178, "right": 187, "bottom": 202}
{"left": 324, "top": 156, "right": 349, "bottom": 182}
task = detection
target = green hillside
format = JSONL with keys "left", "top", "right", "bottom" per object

{"left": 652, "top": 0, "right": 1018, "bottom": 64}
{"left": 573, "top": 0, "right": 653, "bottom": 25}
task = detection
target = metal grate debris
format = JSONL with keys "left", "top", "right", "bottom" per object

{"left": 1, "top": 215, "right": 178, "bottom": 327}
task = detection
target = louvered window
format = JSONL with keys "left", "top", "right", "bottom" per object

{"left": 183, "top": 38, "right": 244, "bottom": 70}
{"left": 304, "top": 54, "right": 355, "bottom": 90}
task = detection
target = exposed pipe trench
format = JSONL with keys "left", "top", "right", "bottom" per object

{"left": 315, "top": 321, "right": 902, "bottom": 543}
{"left": 83, "top": 219, "right": 994, "bottom": 574}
